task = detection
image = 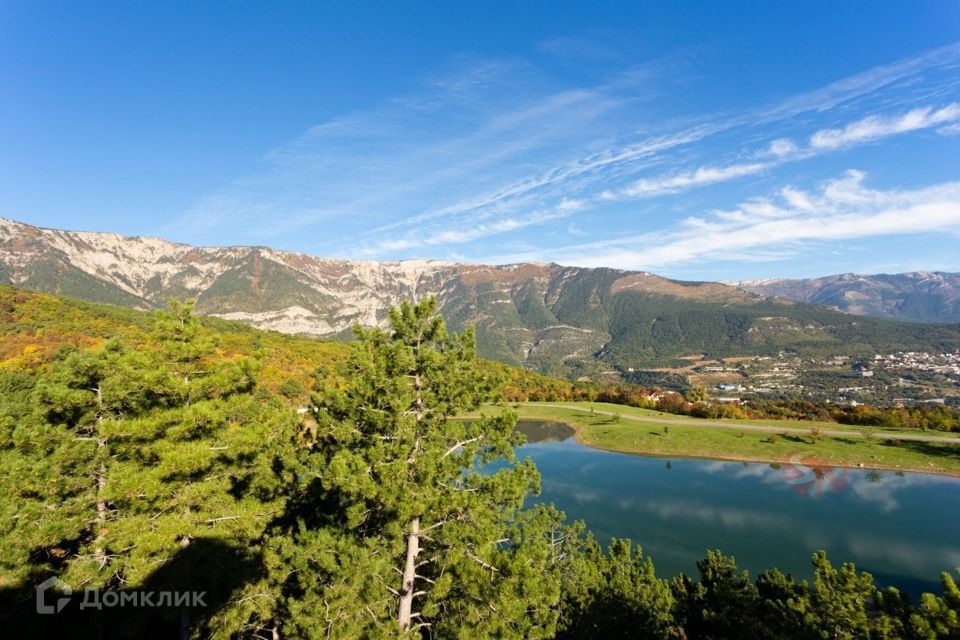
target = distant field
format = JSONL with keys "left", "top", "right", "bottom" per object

{"left": 522, "top": 401, "right": 960, "bottom": 438}
{"left": 472, "top": 401, "right": 960, "bottom": 476}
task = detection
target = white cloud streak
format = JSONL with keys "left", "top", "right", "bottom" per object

{"left": 173, "top": 41, "right": 960, "bottom": 264}
{"left": 810, "top": 102, "right": 960, "bottom": 149}
{"left": 939, "top": 122, "right": 960, "bottom": 136}
{"left": 490, "top": 171, "right": 960, "bottom": 270}
{"left": 377, "top": 199, "right": 586, "bottom": 251}
{"left": 610, "top": 162, "right": 771, "bottom": 199}
{"left": 766, "top": 138, "right": 799, "bottom": 157}
{"left": 601, "top": 101, "right": 960, "bottom": 203}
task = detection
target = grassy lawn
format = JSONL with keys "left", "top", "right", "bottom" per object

{"left": 470, "top": 402, "right": 960, "bottom": 476}
{"left": 525, "top": 401, "right": 960, "bottom": 439}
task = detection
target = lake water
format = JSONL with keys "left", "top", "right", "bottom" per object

{"left": 515, "top": 420, "right": 960, "bottom": 595}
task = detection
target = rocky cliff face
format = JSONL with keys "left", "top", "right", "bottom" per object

{"left": 0, "top": 216, "right": 455, "bottom": 331}
{"left": 4, "top": 217, "right": 959, "bottom": 377}
{"left": 0, "top": 217, "right": 627, "bottom": 370}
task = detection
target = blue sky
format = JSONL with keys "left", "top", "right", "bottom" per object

{"left": 2, "top": 1, "right": 959, "bottom": 280}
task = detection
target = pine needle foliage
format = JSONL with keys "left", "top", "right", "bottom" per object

{"left": 271, "top": 298, "right": 565, "bottom": 638}
{"left": 0, "top": 301, "right": 298, "bottom": 634}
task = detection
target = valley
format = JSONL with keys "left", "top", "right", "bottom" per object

{"left": 648, "top": 348, "right": 960, "bottom": 405}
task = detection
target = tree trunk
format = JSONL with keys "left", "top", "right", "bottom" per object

{"left": 397, "top": 516, "right": 420, "bottom": 630}
{"left": 94, "top": 385, "right": 108, "bottom": 569}
{"left": 398, "top": 332, "right": 425, "bottom": 629}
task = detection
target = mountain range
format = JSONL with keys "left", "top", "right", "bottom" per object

{"left": 2, "top": 216, "right": 959, "bottom": 379}
{"left": 735, "top": 272, "right": 960, "bottom": 324}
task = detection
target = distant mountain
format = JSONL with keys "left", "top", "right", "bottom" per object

{"left": 735, "top": 272, "right": 960, "bottom": 324}
{"left": 3, "top": 216, "right": 960, "bottom": 378}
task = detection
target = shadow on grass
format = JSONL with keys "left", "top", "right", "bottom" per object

{"left": 887, "top": 439, "right": 960, "bottom": 463}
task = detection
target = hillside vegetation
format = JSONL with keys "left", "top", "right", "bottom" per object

{"left": 5, "top": 218, "right": 960, "bottom": 380}
{"left": 0, "top": 285, "right": 574, "bottom": 403}
{"left": 2, "top": 291, "right": 959, "bottom": 638}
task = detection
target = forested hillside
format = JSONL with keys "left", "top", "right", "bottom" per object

{"left": 2, "top": 289, "right": 959, "bottom": 638}
{"left": 0, "top": 286, "right": 582, "bottom": 400}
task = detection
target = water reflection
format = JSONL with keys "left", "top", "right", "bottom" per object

{"left": 514, "top": 420, "right": 960, "bottom": 594}
{"left": 517, "top": 420, "right": 574, "bottom": 443}
{"left": 692, "top": 455, "right": 953, "bottom": 513}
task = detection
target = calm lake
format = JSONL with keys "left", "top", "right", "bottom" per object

{"left": 515, "top": 420, "right": 960, "bottom": 595}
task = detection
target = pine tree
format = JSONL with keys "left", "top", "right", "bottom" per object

{"left": 671, "top": 550, "right": 761, "bottom": 639}
{"left": 271, "top": 298, "right": 563, "bottom": 638}
{"left": 808, "top": 551, "right": 874, "bottom": 639}
{"left": 556, "top": 537, "right": 676, "bottom": 639}
{"left": 0, "top": 302, "right": 297, "bottom": 635}
{"left": 1, "top": 338, "right": 162, "bottom": 584}
{"left": 910, "top": 570, "right": 960, "bottom": 638}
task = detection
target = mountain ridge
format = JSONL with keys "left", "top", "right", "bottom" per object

{"left": 3, "top": 216, "right": 960, "bottom": 378}
{"left": 734, "top": 271, "right": 960, "bottom": 324}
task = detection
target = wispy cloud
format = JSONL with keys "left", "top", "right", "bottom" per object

{"left": 937, "top": 122, "right": 960, "bottom": 136}
{"left": 605, "top": 162, "right": 770, "bottom": 199}
{"left": 175, "top": 56, "right": 643, "bottom": 246}
{"left": 750, "top": 41, "right": 960, "bottom": 121}
{"left": 600, "top": 101, "right": 960, "bottom": 203}
{"left": 764, "top": 138, "right": 799, "bottom": 157}
{"left": 490, "top": 170, "right": 960, "bottom": 270}
{"left": 810, "top": 102, "right": 960, "bottom": 149}
{"left": 377, "top": 199, "right": 586, "bottom": 251}
{"left": 173, "top": 41, "right": 960, "bottom": 270}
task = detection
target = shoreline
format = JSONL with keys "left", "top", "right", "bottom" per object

{"left": 561, "top": 424, "right": 960, "bottom": 479}
{"left": 486, "top": 402, "right": 960, "bottom": 479}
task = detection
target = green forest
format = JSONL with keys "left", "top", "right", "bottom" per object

{"left": 1, "top": 288, "right": 959, "bottom": 638}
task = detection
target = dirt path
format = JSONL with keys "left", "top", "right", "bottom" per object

{"left": 526, "top": 403, "right": 960, "bottom": 445}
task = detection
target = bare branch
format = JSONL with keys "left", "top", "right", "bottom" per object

{"left": 204, "top": 515, "right": 241, "bottom": 524}
{"left": 416, "top": 554, "right": 440, "bottom": 569}
{"left": 443, "top": 436, "right": 484, "bottom": 458}
{"left": 421, "top": 519, "right": 448, "bottom": 532}
{"left": 466, "top": 551, "right": 500, "bottom": 574}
